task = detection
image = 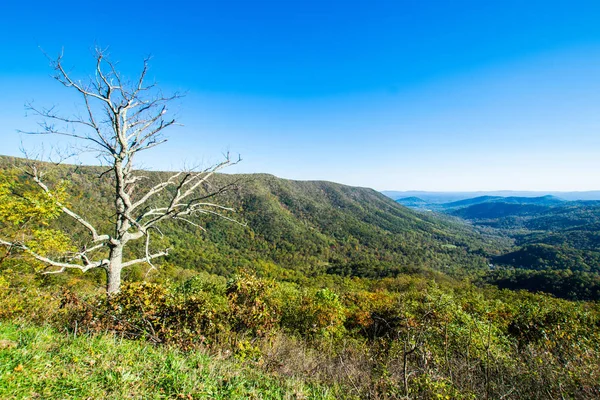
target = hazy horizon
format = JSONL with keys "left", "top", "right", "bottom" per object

{"left": 383, "top": 189, "right": 600, "bottom": 194}
{"left": 382, "top": 190, "right": 600, "bottom": 203}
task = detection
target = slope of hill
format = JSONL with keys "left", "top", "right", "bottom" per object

{"left": 0, "top": 156, "right": 505, "bottom": 281}
{"left": 493, "top": 243, "right": 600, "bottom": 273}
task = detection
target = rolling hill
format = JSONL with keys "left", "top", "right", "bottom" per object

{"left": 444, "top": 195, "right": 563, "bottom": 209}
{"left": 0, "top": 156, "right": 504, "bottom": 281}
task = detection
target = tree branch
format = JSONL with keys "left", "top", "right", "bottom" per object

{"left": 121, "top": 250, "right": 169, "bottom": 268}
{"left": 28, "top": 166, "right": 109, "bottom": 242}
{"left": 0, "top": 237, "right": 105, "bottom": 273}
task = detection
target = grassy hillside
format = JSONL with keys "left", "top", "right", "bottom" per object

{"left": 0, "top": 322, "right": 338, "bottom": 399}
{"left": 1, "top": 269, "right": 598, "bottom": 399}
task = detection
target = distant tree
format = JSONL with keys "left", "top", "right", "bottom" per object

{"left": 0, "top": 48, "right": 240, "bottom": 294}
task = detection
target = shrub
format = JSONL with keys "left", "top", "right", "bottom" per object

{"left": 177, "top": 271, "right": 227, "bottom": 296}
{"left": 294, "top": 288, "right": 347, "bottom": 338}
{"left": 226, "top": 271, "right": 281, "bottom": 336}
{"left": 57, "top": 281, "right": 229, "bottom": 348}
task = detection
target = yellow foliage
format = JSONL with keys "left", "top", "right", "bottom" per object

{"left": 0, "top": 169, "right": 74, "bottom": 267}
{"left": 0, "top": 170, "right": 66, "bottom": 226}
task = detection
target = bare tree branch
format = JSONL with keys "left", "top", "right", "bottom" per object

{"left": 26, "top": 165, "right": 109, "bottom": 243}
{"left": 121, "top": 250, "right": 169, "bottom": 268}
{"left": 0, "top": 237, "right": 105, "bottom": 274}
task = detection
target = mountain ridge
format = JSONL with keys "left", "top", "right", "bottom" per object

{"left": 0, "top": 155, "right": 502, "bottom": 279}
{"left": 383, "top": 190, "right": 600, "bottom": 202}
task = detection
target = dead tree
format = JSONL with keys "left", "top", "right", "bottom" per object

{"left": 0, "top": 48, "right": 240, "bottom": 294}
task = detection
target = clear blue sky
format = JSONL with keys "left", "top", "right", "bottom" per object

{"left": 2, "top": 0, "right": 600, "bottom": 191}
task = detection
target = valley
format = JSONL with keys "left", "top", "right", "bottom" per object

{"left": 391, "top": 192, "right": 600, "bottom": 300}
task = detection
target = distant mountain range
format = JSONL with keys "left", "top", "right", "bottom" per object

{"left": 393, "top": 194, "right": 566, "bottom": 212}
{"left": 382, "top": 190, "right": 600, "bottom": 203}
{"left": 443, "top": 195, "right": 563, "bottom": 209}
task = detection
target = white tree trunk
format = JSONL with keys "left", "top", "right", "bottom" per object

{"left": 106, "top": 245, "right": 124, "bottom": 295}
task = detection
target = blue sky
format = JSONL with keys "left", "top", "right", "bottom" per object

{"left": 2, "top": 0, "right": 600, "bottom": 190}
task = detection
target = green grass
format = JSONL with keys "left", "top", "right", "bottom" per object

{"left": 0, "top": 323, "right": 340, "bottom": 399}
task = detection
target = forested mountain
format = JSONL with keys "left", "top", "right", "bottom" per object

{"left": 0, "top": 156, "right": 505, "bottom": 281}
{"left": 4, "top": 155, "right": 600, "bottom": 300}
{"left": 450, "top": 202, "right": 549, "bottom": 220}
